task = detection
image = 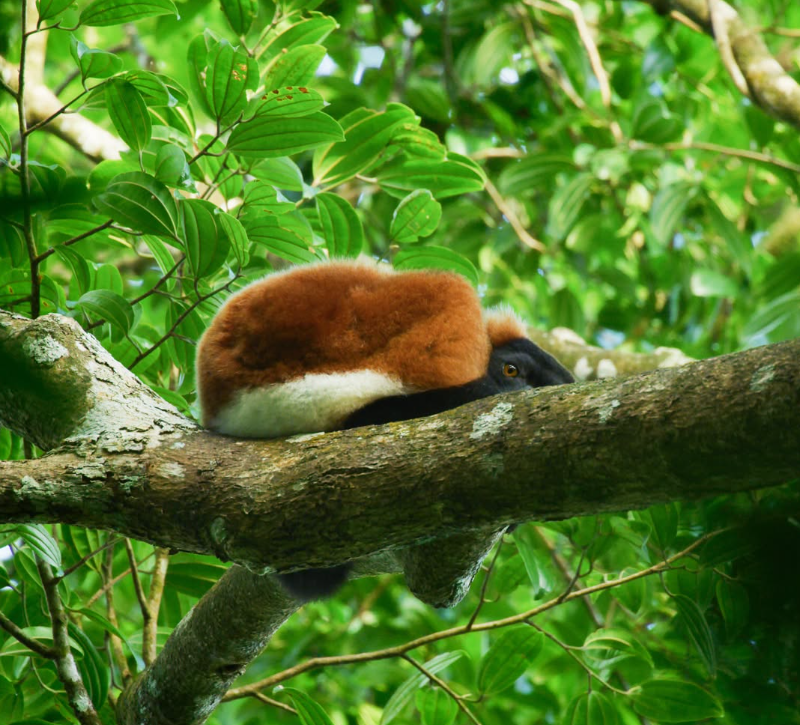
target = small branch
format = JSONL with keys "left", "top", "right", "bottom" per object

{"left": 484, "top": 177, "right": 546, "bottom": 252}
{"left": 402, "top": 654, "right": 483, "bottom": 725}
{"left": 143, "top": 548, "right": 170, "bottom": 666}
{"left": 36, "top": 557, "right": 102, "bottom": 724}
{"left": 707, "top": 0, "right": 750, "bottom": 98}
{"left": 0, "top": 609, "right": 56, "bottom": 659}
{"left": 103, "top": 546, "right": 132, "bottom": 685}
{"left": 56, "top": 536, "right": 120, "bottom": 581}
{"left": 631, "top": 140, "right": 800, "bottom": 174}
{"left": 124, "top": 539, "right": 151, "bottom": 625}
{"left": 466, "top": 540, "right": 505, "bottom": 630}
{"left": 225, "top": 532, "right": 718, "bottom": 699}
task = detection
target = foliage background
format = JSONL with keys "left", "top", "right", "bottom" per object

{"left": 1, "top": 0, "right": 799, "bottom": 723}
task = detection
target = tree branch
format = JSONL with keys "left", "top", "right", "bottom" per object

{"left": 629, "top": 0, "right": 800, "bottom": 129}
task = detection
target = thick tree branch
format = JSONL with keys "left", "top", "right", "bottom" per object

{"left": 630, "top": 0, "right": 800, "bottom": 129}
{"left": 1, "top": 310, "right": 798, "bottom": 574}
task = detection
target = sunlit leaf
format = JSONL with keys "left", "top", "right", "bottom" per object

{"left": 105, "top": 78, "right": 152, "bottom": 152}
{"left": 180, "top": 199, "right": 230, "bottom": 277}
{"left": 77, "top": 289, "right": 134, "bottom": 333}
{"left": 15, "top": 524, "right": 62, "bottom": 569}
{"left": 283, "top": 687, "right": 336, "bottom": 725}
{"left": 80, "top": 0, "right": 177, "bottom": 26}
{"left": 94, "top": 171, "right": 179, "bottom": 238}
{"left": 220, "top": 0, "right": 257, "bottom": 36}
{"left": 393, "top": 246, "right": 478, "bottom": 286}
{"left": 390, "top": 189, "right": 442, "bottom": 243}
{"left": 227, "top": 112, "right": 343, "bottom": 158}
{"left": 377, "top": 153, "right": 485, "bottom": 200}
{"left": 262, "top": 44, "right": 327, "bottom": 90}
{"left": 315, "top": 193, "right": 363, "bottom": 258}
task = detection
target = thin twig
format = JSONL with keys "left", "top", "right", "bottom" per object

{"left": 143, "top": 548, "right": 170, "bottom": 666}
{"left": 56, "top": 536, "right": 120, "bottom": 581}
{"left": 224, "top": 531, "right": 720, "bottom": 701}
{"left": 402, "top": 654, "right": 483, "bottom": 725}
{"left": 103, "top": 546, "right": 132, "bottom": 685}
{"left": 633, "top": 140, "right": 800, "bottom": 174}
{"left": 466, "top": 539, "right": 505, "bottom": 630}
{"left": 484, "top": 177, "right": 546, "bottom": 252}
{"left": 0, "top": 610, "right": 56, "bottom": 659}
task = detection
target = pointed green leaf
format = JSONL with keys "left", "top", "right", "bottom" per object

{"left": 390, "top": 189, "right": 442, "bottom": 243}
{"left": 582, "top": 628, "right": 654, "bottom": 668}
{"left": 498, "top": 153, "right": 575, "bottom": 196}
{"left": 381, "top": 652, "right": 465, "bottom": 725}
{"left": 393, "top": 247, "right": 478, "bottom": 286}
{"left": 673, "top": 594, "right": 716, "bottom": 677}
{"left": 217, "top": 212, "right": 250, "bottom": 267}
{"left": 247, "top": 86, "right": 324, "bottom": 119}
{"left": 77, "top": 289, "right": 134, "bottom": 333}
{"left": 547, "top": 173, "right": 593, "bottom": 239}
{"left": 477, "top": 628, "right": 543, "bottom": 695}
{"left": 389, "top": 124, "right": 446, "bottom": 160}
{"left": 315, "top": 192, "right": 363, "bottom": 258}
{"left": 154, "top": 143, "right": 190, "bottom": 186}
{"left": 69, "top": 38, "right": 122, "bottom": 82}
{"left": 416, "top": 687, "right": 457, "bottom": 725}
{"left": 68, "top": 623, "right": 110, "bottom": 708}
{"left": 227, "top": 112, "right": 343, "bottom": 158}
{"left": 242, "top": 216, "right": 318, "bottom": 263}
{"left": 262, "top": 44, "right": 327, "bottom": 90}
{"left": 220, "top": 0, "right": 257, "bottom": 36}
{"left": 80, "top": 0, "right": 177, "bottom": 26}
{"left": 563, "top": 692, "right": 619, "bottom": 725}
{"left": 142, "top": 235, "right": 179, "bottom": 276}
{"left": 105, "top": 78, "right": 151, "bottom": 152}
{"left": 650, "top": 182, "right": 696, "bottom": 246}
{"left": 0, "top": 222, "right": 26, "bottom": 267}
{"left": 283, "top": 688, "right": 336, "bottom": 725}
{"left": 181, "top": 199, "right": 230, "bottom": 278}
{"left": 512, "top": 525, "right": 556, "bottom": 598}
{"left": 94, "top": 171, "right": 179, "bottom": 238}
{"left": 205, "top": 41, "right": 259, "bottom": 124}
{"left": 241, "top": 181, "right": 295, "bottom": 215}
{"left": 15, "top": 524, "right": 62, "bottom": 569}
{"left": 55, "top": 246, "right": 92, "bottom": 297}
{"left": 313, "top": 104, "right": 416, "bottom": 186}
{"left": 37, "top": 0, "right": 76, "bottom": 22}
{"left": 376, "top": 152, "right": 485, "bottom": 200}
{"left": 630, "top": 679, "right": 724, "bottom": 722}
{"left": 260, "top": 13, "right": 338, "bottom": 61}
{"left": 632, "top": 99, "right": 683, "bottom": 143}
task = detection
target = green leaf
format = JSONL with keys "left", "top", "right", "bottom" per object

{"left": 563, "top": 692, "right": 619, "bottom": 725}
{"left": 262, "top": 44, "right": 328, "bottom": 90}
{"left": 241, "top": 181, "right": 295, "bottom": 215}
{"left": 390, "top": 189, "right": 442, "bottom": 243}
{"left": 643, "top": 502, "right": 679, "bottom": 550}
{"left": 313, "top": 104, "right": 417, "bottom": 186}
{"left": 715, "top": 579, "right": 749, "bottom": 639}
{"left": 55, "top": 246, "right": 92, "bottom": 297}
{"left": 165, "top": 561, "right": 228, "bottom": 598}
{"left": 393, "top": 246, "right": 478, "bottom": 286}
{"left": 187, "top": 31, "right": 217, "bottom": 118}
{"left": 547, "top": 173, "right": 593, "bottom": 239}
{"left": 205, "top": 41, "right": 259, "bottom": 124}
{"left": 743, "top": 290, "right": 800, "bottom": 343}
{"left": 15, "top": 524, "right": 62, "bottom": 569}
{"left": 632, "top": 99, "right": 683, "bottom": 143}
{"left": 477, "top": 628, "right": 543, "bottom": 695}
{"left": 650, "top": 182, "right": 696, "bottom": 246}
{"left": 154, "top": 143, "right": 189, "bottom": 186}
{"left": 416, "top": 687, "right": 457, "bottom": 725}
{"left": 673, "top": 594, "right": 716, "bottom": 677}
{"left": 389, "top": 125, "right": 446, "bottom": 160}
{"left": 105, "top": 78, "right": 152, "bottom": 153}
{"left": 67, "top": 623, "right": 110, "bottom": 709}
{"left": 69, "top": 37, "right": 122, "bottom": 82}
{"left": 0, "top": 123, "right": 11, "bottom": 159}
{"left": 94, "top": 171, "right": 179, "bottom": 238}
{"left": 315, "top": 192, "right": 364, "bottom": 258}
{"left": 261, "top": 13, "right": 337, "bottom": 62}
{"left": 0, "top": 222, "right": 26, "bottom": 267}
{"left": 582, "top": 628, "right": 654, "bottom": 668}
{"left": 180, "top": 199, "right": 230, "bottom": 278}
{"left": 497, "top": 153, "right": 575, "bottom": 196}
{"left": 37, "top": 0, "right": 76, "bottom": 22}
{"left": 512, "top": 526, "right": 556, "bottom": 598}
{"left": 80, "top": 0, "right": 177, "bottom": 27}
{"left": 217, "top": 212, "right": 249, "bottom": 267}
{"left": 242, "top": 216, "right": 318, "bottom": 263}
{"left": 227, "top": 112, "right": 344, "bottom": 158}
{"left": 282, "top": 688, "right": 336, "bottom": 725}
{"left": 250, "top": 158, "right": 305, "bottom": 191}
{"left": 690, "top": 269, "right": 738, "bottom": 298}
{"left": 120, "top": 70, "right": 177, "bottom": 107}
{"left": 142, "top": 235, "right": 178, "bottom": 276}
{"left": 220, "top": 0, "right": 257, "bottom": 36}
{"left": 381, "top": 652, "right": 464, "bottom": 725}
{"left": 247, "top": 86, "right": 325, "bottom": 119}
{"left": 77, "top": 289, "right": 134, "bottom": 333}
{"left": 377, "top": 152, "right": 485, "bottom": 200}
{"left": 406, "top": 77, "right": 452, "bottom": 123}
{"left": 630, "top": 679, "right": 724, "bottom": 722}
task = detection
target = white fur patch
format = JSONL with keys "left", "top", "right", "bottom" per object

{"left": 211, "top": 370, "right": 408, "bottom": 438}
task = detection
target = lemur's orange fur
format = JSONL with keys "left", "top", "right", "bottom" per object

{"left": 197, "top": 262, "right": 529, "bottom": 429}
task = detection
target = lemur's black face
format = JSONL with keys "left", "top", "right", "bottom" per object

{"left": 487, "top": 338, "right": 575, "bottom": 392}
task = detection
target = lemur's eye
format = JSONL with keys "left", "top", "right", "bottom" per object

{"left": 503, "top": 363, "right": 519, "bottom": 378}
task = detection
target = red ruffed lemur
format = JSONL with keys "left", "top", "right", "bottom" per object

{"left": 196, "top": 261, "right": 574, "bottom": 601}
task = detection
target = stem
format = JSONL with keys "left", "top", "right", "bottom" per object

{"left": 18, "top": 0, "right": 40, "bottom": 318}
